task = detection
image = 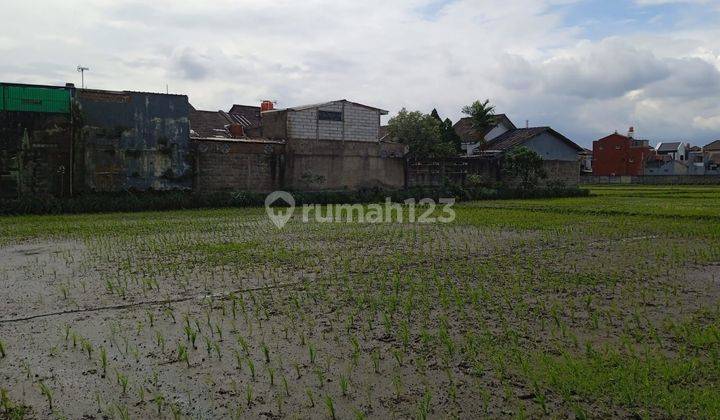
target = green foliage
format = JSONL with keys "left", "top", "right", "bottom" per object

{"left": 502, "top": 146, "right": 547, "bottom": 189}
{"left": 388, "top": 108, "right": 456, "bottom": 159}
{"left": 431, "top": 108, "right": 462, "bottom": 153}
{"left": 461, "top": 99, "right": 497, "bottom": 150}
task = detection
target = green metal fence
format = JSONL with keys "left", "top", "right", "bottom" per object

{"left": 0, "top": 85, "right": 71, "bottom": 114}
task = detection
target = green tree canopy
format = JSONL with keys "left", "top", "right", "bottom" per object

{"left": 388, "top": 108, "right": 456, "bottom": 159}
{"left": 502, "top": 146, "right": 547, "bottom": 189}
{"left": 461, "top": 99, "right": 497, "bottom": 150}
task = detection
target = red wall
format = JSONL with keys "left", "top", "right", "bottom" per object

{"left": 593, "top": 134, "right": 652, "bottom": 176}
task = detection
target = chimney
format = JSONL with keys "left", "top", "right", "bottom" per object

{"left": 628, "top": 126, "right": 635, "bottom": 139}
{"left": 228, "top": 124, "right": 245, "bottom": 138}
{"left": 261, "top": 100, "right": 274, "bottom": 112}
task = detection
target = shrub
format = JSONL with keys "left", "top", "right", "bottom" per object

{"left": 0, "top": 185, "right": 589, "bottom": 216}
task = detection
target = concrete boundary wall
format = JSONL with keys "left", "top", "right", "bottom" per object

{"left": 284, "top": 138, "right": 407, "bottom": 190}
{"left": 192, "top": 139, "right": 285, "bottom": 192}
{"left": 580, "top": 175, "right": 720, "bottom": 185}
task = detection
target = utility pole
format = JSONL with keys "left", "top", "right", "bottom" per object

{"left": 76, "top": 66, "right": 89, "bottom": 88}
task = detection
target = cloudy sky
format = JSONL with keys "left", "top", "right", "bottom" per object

{"left": 2, "top": 0, "right": 720, "bottom": 146}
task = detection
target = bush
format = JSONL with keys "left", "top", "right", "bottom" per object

{"left": 0, "top": 185, "right": 590, "bottom": 216}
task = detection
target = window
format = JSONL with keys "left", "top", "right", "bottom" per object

{"left": 318, "top": 110, "right": 342, "bottom": 121}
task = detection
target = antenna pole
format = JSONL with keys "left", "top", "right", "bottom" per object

{"left": 76, "top": 66, "right": 90, "bottom": 88}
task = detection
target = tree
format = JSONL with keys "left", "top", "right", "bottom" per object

{"left": 441, "top": 117, "right": 462, "bottom": 153}
{"left": 431, "top": 109, "right": 462, "bottom": 154}
{"left": 387, "top": 108, "right": 456, "bottom": 159}
{"left": 502, "top": 146, "right": 546, "bottom": 189}
{"left": 461, "top": 99, "right": 497, "bottom": 150}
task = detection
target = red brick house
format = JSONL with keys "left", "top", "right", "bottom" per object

{"left": 592, "top": 132, "right": 654, "bottom": 176}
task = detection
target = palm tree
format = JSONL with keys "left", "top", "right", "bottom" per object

{"left": 461, "top": 99, "right": 497, "bottom": 151}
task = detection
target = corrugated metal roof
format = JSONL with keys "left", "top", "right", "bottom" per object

{"left": 656, "top": 142, "right": 682, "bottom": 152}
{"left": 484, "top": 127, "right": 583, "bottom": 153}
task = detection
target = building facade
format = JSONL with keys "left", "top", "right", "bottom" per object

{"left": 262, "top": 100, "right": 386, "bottom": 142}
{"left": 0, "top": 83, "right": 75, "bottom": 198}
{"left": 76, "top": 89, "right": 192, "bottom": 192}
{"left": 592, "top": 133, "right": 653, "bottom": 176}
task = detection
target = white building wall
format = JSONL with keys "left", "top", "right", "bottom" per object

{"left": 485, "top": 122, "right": 512, "bottom": 141}
{"left": 286, "top": 101, "right": 380, "bottom": 142}
{"left": 464, "top": 121, "right": 513, "bottom": 156}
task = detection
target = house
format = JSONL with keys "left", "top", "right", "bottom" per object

{"left": 261, "top": 99, "right": 388, "bottom": 142}
{"left": 260, "top": 99, "right": 406, "bottom": 190}
{"left": 228, "top": 104, "right": 261, "bottom": 127}
{"left": 482, "top": 126, "right": 583, "bottom": 161}
{"left": 580, "top": 148, "right": 593, "bottom": 173}
{"left": 645, "top": 159, "right": 689, "bottom": 175}
{"left": 189, "top": 106, "right": 234, "bottom": 139}
{"left": 453, "top": 114, "right": 516, "bottom": 156}
{"left": 703, "top": 140, "right": 720, "bottom": 172}
{"left": 687, "top": 146, "right": 706, "bottom": 175}
{"left": 655, "top": 142, "right": 687, "bottom": 161}
{"left": 592, "top": 131, "right": 654, "bottom": 176}
{"left": 228, "top": 104, "right": 263, "bottom": 137}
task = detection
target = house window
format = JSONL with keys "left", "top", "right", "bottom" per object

{"left": 318, "top": 110, "right": 342, "bottom": 121}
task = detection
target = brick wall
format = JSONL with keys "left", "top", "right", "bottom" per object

{"left": 284, "top": 139, "right": 406, "bottom": 190}
{"left": 193, "top": 139, "right": 285, "bottom": 192}
{"left": 542, "top": 160, "right": 580, "bottom": 185}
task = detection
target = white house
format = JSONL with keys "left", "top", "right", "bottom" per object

{"left": 655, "top": 142, "right": 687, "bottom": 161}
{"left": 453, "top": 114, "right": 516, "bottom": 156}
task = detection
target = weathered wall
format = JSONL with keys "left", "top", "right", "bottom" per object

{"left": 284, "top": 101, "right": 381, "bottom": 142}
{"left": 541, "top": 160, "right": 580, "bottom": 185}
{"left": 581, "top": 175, "right": 720, "bottom": 185}
{"left": 192, "top": 139, "right": 285, "bottom": 192}
{"left": 0, "top": 111, "right": 73, "bottom": 198}
{"left": 261, "top": 110, "right": 287, "bottom": 140}
{"left": 284, "top": 139, "right": 406, "bottom": 190}
{"left": 77, "top": 90, "right": 191, "bottom": 192}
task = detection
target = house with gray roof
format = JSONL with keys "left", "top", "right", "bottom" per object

{"left": 482, "top": 126, "right": 583, "bottom": 161}
{"left": 655, "top": 142, "right": 687, "bottom": 161}
{"left": 453, "top": 114, "right": 516, "bottom": 156}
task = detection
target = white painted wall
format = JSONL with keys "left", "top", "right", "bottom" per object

{"left": 464, "top": 121, "right": 513, "bottom": 156}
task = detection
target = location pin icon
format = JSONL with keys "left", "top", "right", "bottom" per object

{"left": 265, "top": 191, "right": 295, "bottom": 229}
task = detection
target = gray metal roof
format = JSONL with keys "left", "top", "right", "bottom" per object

{"left": 656, "top": 142, "right": 682, "bottom": 152}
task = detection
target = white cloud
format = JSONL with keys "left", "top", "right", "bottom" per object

{"left": 1, "top": 0, "right": 719, "bottom": 146}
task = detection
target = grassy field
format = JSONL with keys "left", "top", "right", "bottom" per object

{"left": 1, "top": 185, "right": 720, "bottom": 418}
